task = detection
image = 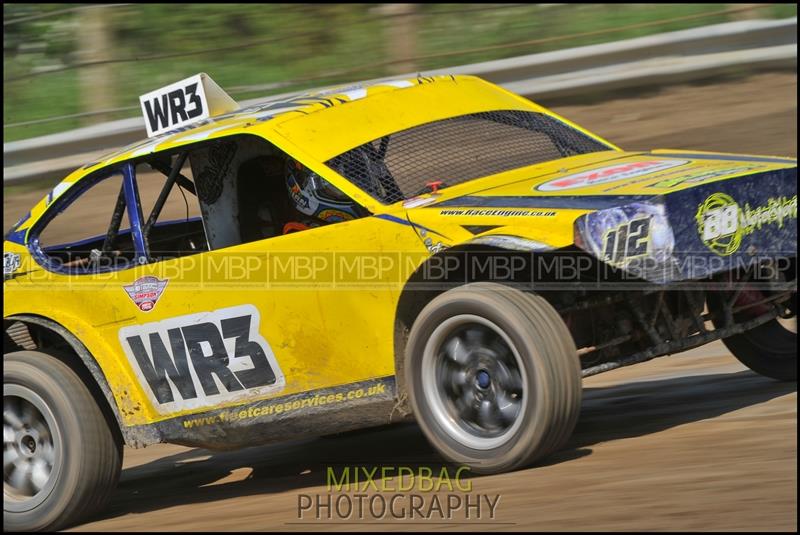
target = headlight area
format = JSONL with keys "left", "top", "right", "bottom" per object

{"left": 573, "top": 200, "right": 680, "bottom": 283}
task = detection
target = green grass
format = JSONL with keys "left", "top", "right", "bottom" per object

{"left": 4, "top": 3, "right": 796, "bottom": 142}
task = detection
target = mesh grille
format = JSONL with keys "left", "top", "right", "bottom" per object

{"left": 326, "top": 110, "right": 610, "bottom": 204}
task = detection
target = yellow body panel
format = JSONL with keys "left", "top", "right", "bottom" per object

{"left": 6, "top": 216, "right": 427, "bottom": 425}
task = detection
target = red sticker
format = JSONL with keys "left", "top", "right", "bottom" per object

{"left": 536, "top": 160, "right": 688, "bottom": 191}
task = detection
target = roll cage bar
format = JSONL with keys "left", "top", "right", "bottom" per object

{"left": 101, "top": 151, "right": 195, "bottom": 265}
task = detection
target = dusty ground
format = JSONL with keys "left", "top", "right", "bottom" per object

{"left": 4, "top": 73, "right": 797, "bottom": 531}
{"left": 71, "top": 342, "right": 797, "bottom": 532}
{"left": 553, "top": 71, "right": 797, "bottom": 158}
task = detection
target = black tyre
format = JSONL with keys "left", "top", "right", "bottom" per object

{"left": 716, "top": 292, "right": 797, "bottom": 382}
{"left": 405, "top": 282, "right": 582, "bottom": 474}
{"left": 4, "top": 351, "right": 122, "bottom": 531}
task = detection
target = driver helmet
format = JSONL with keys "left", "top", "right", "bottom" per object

{"left": 285, "top": 159, "right": 359, "bottom": 223}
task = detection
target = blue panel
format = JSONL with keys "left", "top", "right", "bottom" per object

{"left": 5, "top": 227, "right": 27, "bottom": 245}
{"left": 663, "top": 167, "right": 797, "bottom": 281}
{"left": 4, "top": 211, "right": 31, "bottom": 245}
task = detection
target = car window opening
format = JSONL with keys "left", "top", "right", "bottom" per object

{"left": 33, "top": 135, "right": 367, "bottom": 274}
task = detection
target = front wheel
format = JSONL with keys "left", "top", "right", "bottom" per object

{"left": 4, "top": 351, "right": 122, "bottom": 531}
{"left": 405, "top": 282, "right": 582, "bottom": 474}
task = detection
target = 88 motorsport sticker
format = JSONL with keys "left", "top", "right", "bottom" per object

{"left": 536, "top": 159, "right": 688, "bottom": 191}
{"left": 118, "top": 304, "right": 285, "bottom": 414}
{"left": 696, "top": 193, "right": 797, "bottom": 256}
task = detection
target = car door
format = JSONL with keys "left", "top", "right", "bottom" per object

{"left": 33, "top": 145, "right": 430, "bottom": 431}
{"left": 103, "top": 215, "right": 412, "bottom": 423}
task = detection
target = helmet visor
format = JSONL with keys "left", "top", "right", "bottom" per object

{"left": 310, "top": 174, "right": 351, "bottom": 203}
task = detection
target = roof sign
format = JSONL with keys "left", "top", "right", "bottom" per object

{"left": 139, "top": 73, "right": 239, "bottom": 138}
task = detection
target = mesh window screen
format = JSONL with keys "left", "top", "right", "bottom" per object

{"left": 326, "top": 110, "right": 611, "bottom": 204}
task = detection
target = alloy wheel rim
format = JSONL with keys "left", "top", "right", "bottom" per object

{"left": 4, "top": 385, "right": 62, "bottom": 512}
{"left": 422, "top": 314, "right": 528, "bottom": 450}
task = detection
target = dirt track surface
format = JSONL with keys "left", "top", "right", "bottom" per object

{"left": 71, "top": 342, "right": 797, "bottom": 532}
{"left": 5, "top": 73, "right": 796, "bottom": 531}
{"left": 554, "top": 72, "right": 797, "bottom": 158}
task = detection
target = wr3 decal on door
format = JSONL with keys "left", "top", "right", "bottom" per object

{"left": 118, "top": 304, "right": 285, "bottom": 414}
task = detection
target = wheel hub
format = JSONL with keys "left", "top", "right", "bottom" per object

{"left": 4, "top": 389, "right": 61, "bottom": 508}
{"left": 16, "top": 429, "right": 40, "bottom": 458}
{"left": 422, "top": 315, "right": 528, "bottom": 450}
{"left": 475, "top": 369, "right": 491, "bottom": 389}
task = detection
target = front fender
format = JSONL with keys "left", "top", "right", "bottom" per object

{"left": 4, "top": 313, "right": 160, "bottom": 447}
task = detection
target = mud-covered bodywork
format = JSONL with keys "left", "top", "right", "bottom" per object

{"left": 3, "top": 74, "right": 796, "bottom": 450}
{"left": 403, "top": 150, "right": 797, "bottom": 282}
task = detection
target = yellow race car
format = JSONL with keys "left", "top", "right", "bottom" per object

{"left": 3, "top": 73, "right": 797, "bottom": 531}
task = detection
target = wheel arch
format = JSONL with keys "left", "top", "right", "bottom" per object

{"left": 4, "top": 314, "right": 156, "bottom": 447}
{"left": 393, "top": 243, "right": 559, "bottom": 413}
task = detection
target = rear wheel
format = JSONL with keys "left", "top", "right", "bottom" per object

{"left": 4, "top": 351, "right": 122, "bottom": 531}
{"left": 405, "top": 282, "right": 582, "bottom": 474}
{"left": 714, "top": 290, "right": 797, "bottom": 381}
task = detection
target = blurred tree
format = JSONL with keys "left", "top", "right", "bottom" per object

{"left": 3, "top": 3, "right": 78, "bottom": 77}
{"left": 77, "top": 5, "right": 114, "bottom": 124}
{"left": 3, "top": 3, "right": 796, "bottom": 141}
{"left": 730, "top": 4, "right": 763, "bottom": 20}
{"left": 379, "top": 3, "right": 418, "bottom": 75}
